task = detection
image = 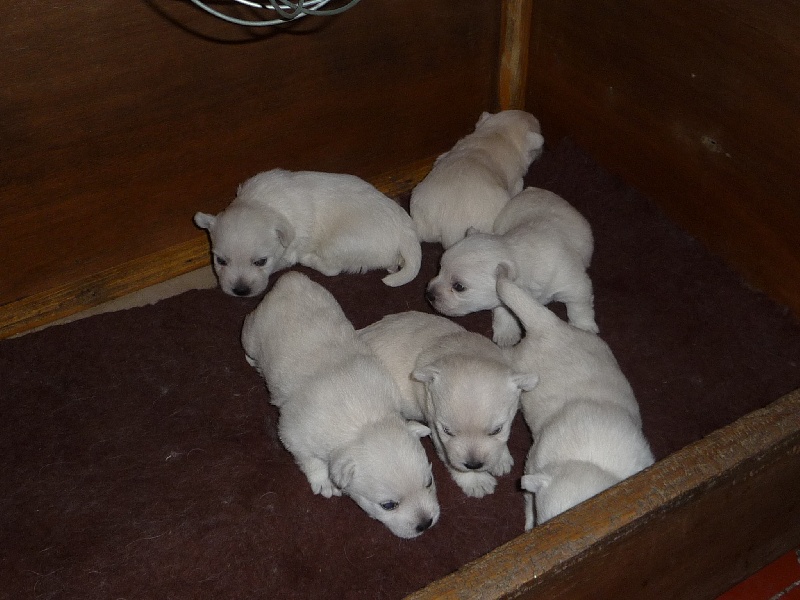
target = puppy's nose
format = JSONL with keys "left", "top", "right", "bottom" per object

{"left": 232, "top": 284, "right": 251, "bottom": 297}
{"left": 463, "top": 460, "right": 484, "bottom": 471}
{"left": 425, "top": 289, "right": 436, "bottom": 304}
{"left": 416, "top": 517, "right": 434, "bottom": 533}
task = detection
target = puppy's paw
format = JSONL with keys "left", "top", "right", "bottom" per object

{"left": 310, "top": 476, "right": 341, "bottom": 498}
{"left": 490, "top": 448, "right": 514, "bottom": 476}
{"left": 493, "top": 327, "right": 522, "bottom": 347}
{"left": 451, "top": 470, "right": 498, "bottom": 498}
{"left": 573, "top": 318, "right": 600, "bottom": 334}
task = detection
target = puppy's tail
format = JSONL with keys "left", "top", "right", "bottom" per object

{"left": 496, "top": 276, "right": 561, "bottom": 338}
{"left": 382, "top": 234, "right": 422, "bottom": 287}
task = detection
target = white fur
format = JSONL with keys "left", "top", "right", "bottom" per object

{"left": 426, "top": 187, "right": 598, "bottom": 346}
{"left": 195, "top": 169, "right": 421, "bottom": 297}
{"left": 409, "top": 110, "right": 545, "bottom": 249}
{"left": 497, "top": 278, "right": 653, "bottom": 529}
{"left": 359, "top": 311, "right": 538, "bottom": 498}
{"left": 241, "top": 272, "right": 439, "bottom": 538}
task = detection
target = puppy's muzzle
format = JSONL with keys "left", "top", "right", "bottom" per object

{"left": 231, "top": 282, "right": 252, "bottom": 297}
{"left": 424, "top": 288, "right": 437, "bottom": 305}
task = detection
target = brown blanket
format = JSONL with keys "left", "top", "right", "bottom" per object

{"left": 3, "top": 138, "right": 799, "bottom": 599}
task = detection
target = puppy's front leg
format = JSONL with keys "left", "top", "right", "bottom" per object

{"left": 450, "top": 469, "right": 498, "bottom": 498}
{"left": 492, "top": 306, "right": 522, "bottom": 347}
{"left": 296, "top": 454, "right": 341, "bottom": 498}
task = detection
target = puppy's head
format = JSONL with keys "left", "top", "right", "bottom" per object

{"left": 426, "top": 234, "right": 516, "bottom": 316}
{"left": 475, "top": 110, "right": 545, "bottom": 163}
{"left": 330, "top": 420, "right": 439, "bottom": 539}
{"left": 522, "top": 461, "right": 619, "bottom": 525}
{"left": 194, "top": 204, "right": 294, "bottom": 297}
{"left": 413, "top": 357, "right": 537, "bottom": 475}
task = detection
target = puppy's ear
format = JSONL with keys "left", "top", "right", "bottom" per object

{"left": 495, "top": 260, "right": 518, "bottom": 281}
{"left": 476, "top": 111, "right": 492, "bottom": 127}
{"left": 512, "top": 372, "right": 539, "bottom": 392}
{"left": 527, "top": 131, "right": 545, "bottom": 154}
{"left": 406, "top": 421, "right": 431, "bottom": 439}
{"left": 193, "top": 212, "right": 216, "bottom": 231}
{"left": 521, "top": 473, "right": 552, "bottom": 493}
{"left": 412, "top": 366, "right": 440, "bottom": 385}
{"left": 329, "top": 448, "right": 356, "bottom": 491}
{"left": 273, "top": 213, "right": 296, "bottom": 249}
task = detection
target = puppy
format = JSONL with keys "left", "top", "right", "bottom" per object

{"left": 359, "top": 311, "right": 538, "bottom": 498}
{"left": 409, "top": 110, "right": 545, "bottom": 249}
{"left": 195, "top": 169, "right": 421, "bottom": 297}
{"left": 426, "top": 187, "right": 598, "bottom": 347}
{"left": 242, "top": 272, "right": 439, "bottom": 538}
{"left": 497, "top": 277, "right": 653, "bottom": 529}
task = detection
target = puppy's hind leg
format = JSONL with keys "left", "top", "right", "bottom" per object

{"left": 492, "top": 305, "right": 523, "bottom": 347}
{"left": 296, "top": 454, "right": 342, "bottom": 498}
{"left": 560, "top": 272, "right": 599, "bottom": 333}
{"left": 301, "top": 253, "right": 342, "bottom": 277}
{"left": 524, "top": 491, "right": 534, "bottom": 531}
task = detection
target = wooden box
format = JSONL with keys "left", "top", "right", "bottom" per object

{"left": 3, "top": 1, "right": 799, "bottom": 597}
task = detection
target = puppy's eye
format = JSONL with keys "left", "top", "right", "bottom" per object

{"left": 214, "top": 255, "right": 228, "bottom": 267}
{"left": 452, "top": 282, "right": 466, "bottom": 293}
{"left": 488, "top": 425, "right": 503, "bottom": 436}
{"left": 380, "top": 500, "right": 399, "bottom": 511}
{"left": 252, "top": 257, "right": 269, "bottom": 267}
{"left": 440, "top": 424, "right": 453, "bottom": 437}
{"left": 425, "top": 476, "right": 433, "bottom": 489}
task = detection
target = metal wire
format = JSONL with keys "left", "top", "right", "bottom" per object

{"left": 188, "top": 0, "right": 362, "bottom": 27}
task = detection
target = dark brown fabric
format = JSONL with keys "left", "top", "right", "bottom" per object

{"left": 2, "top": 138, "right": 799, "bottom": 599}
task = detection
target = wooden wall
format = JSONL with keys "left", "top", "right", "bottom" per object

{"left": 525, "top": 0, "right": 800, "bottom": 317}
{"left": 0, "top": 0, "right": 502, "bottom": 337}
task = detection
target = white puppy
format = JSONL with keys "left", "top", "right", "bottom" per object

{"left": 426, "top": 187, "right": 598, "bottom": 347}
{"left": 359, "top": 311, "right": 538, "bottom": 498}
{"left": 409, "top": 110, "right": 545, "bottom": 249}
{"left": 241, "top": 272, "right": 439, "bottom": 539}
{"left": 195, "top": 169, "right": 422, "bottom": 297}
{"left": 496, "top": 277, "right": 653, "bottom": 529}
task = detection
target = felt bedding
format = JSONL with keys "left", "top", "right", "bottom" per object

{"left": 2, "top": 138, "right": 799, "bottom": 599}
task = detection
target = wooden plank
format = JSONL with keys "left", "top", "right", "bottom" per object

{"left": 0, "top": 157, "right": 435, "bottom": 339}
{"left": 407, "top": 388, "right": 800, "bottom": 599}
{"left": 524, "top": 0, "right": 800, "bottom": 316}
{"left": 0, "top": 0, "right": 500, "bottom": 319}
{"left": 498, "top": 0, "right": 533, "bottom": 110}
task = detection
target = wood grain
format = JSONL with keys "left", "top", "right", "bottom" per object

{"left": 407, "top": 389, "right": 800, "bottom": 599}
{"left": 524, "top": 0, "right": 800, "bottom": 316}
{"left": 0, "top": 0, "right": 501, "bottom": 333}
{"left": 498, "top": 0, "right": 533, "bottom": 110}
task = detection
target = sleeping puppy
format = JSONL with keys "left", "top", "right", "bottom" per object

{"left": 409, "top": 110, "right": 545, "bottom": 249}
{"left": 520, "top": 400, "right": 654, "bottom": 529}
{"left": 359, "top": 311, "right": 538, "bottom": 498}
{"left": 241, "top": 272, "right": 439, "bottom": 539}
{"left": 496, "top": 277, "right": 653, "bottom": 529}
{"left": 195, "top": 169, "right": 421, "bottom": 297}
{"left": 426, "top": 187, "right": 597, "bottom": 347}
